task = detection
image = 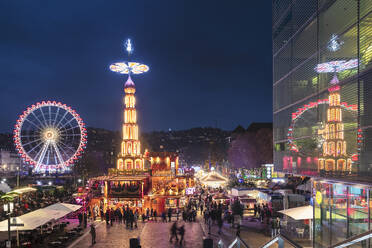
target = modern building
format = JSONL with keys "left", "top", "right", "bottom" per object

{"left": 273, "top": 0, "right": 372, "bottom": 246}
{"left": 0, "top": 149, "right": 21, "bottom": 173}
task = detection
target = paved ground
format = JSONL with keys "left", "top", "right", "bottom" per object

{"left": 68, "top": 217, "right": 309, "bottom": 248}
{"left": 69, "top": 220, "right": 144, "bottom": 248}
{"left": 69, "top": 219, "right": 204, "bottom": 248}
{"left": 141, "top": 221, "right": 204, "bottom": 248}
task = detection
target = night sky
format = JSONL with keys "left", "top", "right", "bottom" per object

{"left": 0, "top": 1, "right": 272, "bottom": 133}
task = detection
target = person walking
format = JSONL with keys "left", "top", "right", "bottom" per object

{"left": 100, "top": 208, "right": 104, "bottom": 222}
{"left": 236, "top": 223, "right": 241, "bottom": 237}
{"left": 176, "top": 208, "right": 179, "bottom": 221}
{"left": 254, "top": 204, "right": 257, "bottom": 217}
{"left": 169, "top": 222, "right": 178, "bottom": 242}
{"left": 154, "top": 210, "right": 158, "bottom": 222}
{"left": 134, "top": 209, "right": 138, "bottom": 228}
{"left": 83, "top": 212, "right": 88, "bottom": 228}
{"left": 129, "top": 210, "right": 134, "bottom": 229}
{"left": 78, "top": 212, "right": 83, "bottom": 227}
{"left": 105, "top": 210, "right": 110, "bottom": 225}
{"left": 110, "top": 209, "right": 115, "bottom": 226}
{"left": 168, "top": 208, "right": 172, "bottom": 222}
{"left": 276, "top": 217, "right": 281, "bottom": 235}
{"left": 271, "top": 218, "right": 277, "bottom": 237}
{"left": 217, "top": 217, "right": 223, "bottom": 235}
{"left": 90, "top": 223, "right": 96, "bottom": 245}
{"left": 162, "top": 211, "right": 167, "bottom": 222}
{"left": 146, "top": 208, "right": 150, "bottom": 221}
{"left": 178, "top": 225, "right": 185, "bottom": 245}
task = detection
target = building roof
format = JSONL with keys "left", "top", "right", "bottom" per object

{"left": 124, "top": 75, "right": 135, "bottom": 88}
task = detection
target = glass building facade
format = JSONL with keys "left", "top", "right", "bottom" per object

{"left": 273, "top": 0, "right": 372, "bottom": 246}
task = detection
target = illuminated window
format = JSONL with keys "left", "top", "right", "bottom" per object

{"left": 135, "top": 160, "right": 141, "bottom": 170}
{"left": 127, "top": 143, "right": 132, "bottom": 154}
{"left": 118, "top": 159, "right": 123, "bottom": 170}
{"left": 125, "top": 160, "right": 133, "bottom": 170}
{"left": 330, "top": 124, "right": 335, "bottom": 139}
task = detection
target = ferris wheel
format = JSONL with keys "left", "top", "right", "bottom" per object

{"left": 13, "top": 101, "right": 87, "bottom": 173}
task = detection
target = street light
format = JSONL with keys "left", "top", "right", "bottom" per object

{"left": 16, "top": 167, "right": 19, "bottom": 188}
{"left": 77, "top": 179, "right": 82, "bottom": 183}
{"left": 4, "top": 202, "right": 14, "bottom": 246}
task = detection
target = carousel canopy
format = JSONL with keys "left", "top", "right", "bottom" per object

{"left": 199, "top": 171, "right": 228, "bottom": 188}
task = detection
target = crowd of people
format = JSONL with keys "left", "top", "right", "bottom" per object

{"left": 0, "top": 188, "right": 73, "bottom": 221}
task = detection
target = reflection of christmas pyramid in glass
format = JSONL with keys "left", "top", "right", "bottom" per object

{"left": 316, "top": 59, "right": 358, "bottom": 173}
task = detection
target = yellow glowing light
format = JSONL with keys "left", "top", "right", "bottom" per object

{"left": 42, "top": 128, "right": 59, "bottom": 142}
{"left": 110, "top": 62, "right": 149, "bottom": 75}
{"left": 316, "top": 191, "right": 323, "bottom": 205}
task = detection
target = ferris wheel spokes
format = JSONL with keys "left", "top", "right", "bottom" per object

{"left": 31, "top": 111, "right": 47, "bottom": 129}
{"left": 24, "top": 118, "right": 43, "bottom": 131}
{"left": 59, "top": 125, "right": 80, "bottom": 134}
{"left": 53, "top": 107, "right": 60, "bottom": 126}
{"left": 22, "top": 138, "right": 42, "bottom": 147}
{"left": 58, "top": 140, "right": 77, "bottom": 154}
{"left": 55, "top": 111, "right": 69, "bottom": 129}
{"left": 60, "top": 117, "right": 77, "bottom": 129}
{"left": 39, "top": 107, "right": 48, "bottom": 127}
{"left": 52, "top": 142, "right": 66, "bottom": 171}
{"left": 26, "top": 140, "right": 45, "bottom": 155}
{"left": 35, "top": 141, "right": 50, "bottom": 172}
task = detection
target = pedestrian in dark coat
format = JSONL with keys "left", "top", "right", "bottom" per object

{"left": 168, "top": 208, "right": 172, "bottom": 222}
{"left": 105, "top": 210, "right": 109, "bottom": 225}
{"left": 153, "top": 210, "right": 157, "bottom": 222}
{"left": 83, "top": 212, "right": 88, "bottom": 228}
{"left": 169, "top": 222, "right": 178, "bottom": 242}
{"left": 90, "top": 223, "right": 96, "bottom": 245}
{"left": 217, "top": 217, "right": 223, "bottom": 235}
{"left": 78, "top": 212, "right": 83, "bottom": 226}
{"left": 178, "top": 225, "right": 185, "bottom": 245}
{"left": 110, "top": 209, "right": 115, "bottom": 226}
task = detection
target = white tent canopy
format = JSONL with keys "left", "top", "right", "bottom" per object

{"left": 44, "top": 203, "right": 82, "bottom": 213}
{"left": 278, "top": 205, "right": 313, "bottom": 220}
{"left": 10, "top": 187, "right": 37, "bottom": 195}
{"left": 0, "top": 203, "right": 82, "bottom": 231}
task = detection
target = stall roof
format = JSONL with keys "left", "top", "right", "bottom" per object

{"left": 278, "top": 205, "right": 313, "bottom": 220}
{"left": 0, "top": 203, "right": 82, "bottom": 231}
{"left": 10, "top": 187, "right": 37, "bottom": 195}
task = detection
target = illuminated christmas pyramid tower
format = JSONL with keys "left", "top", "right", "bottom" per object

{"left": 109, "top": 39, "right": 149, "bottom": 172}
{"left": 316, "top": 59, "right": 358, "bottom": 172}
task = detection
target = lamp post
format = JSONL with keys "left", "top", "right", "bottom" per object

{"left": 4, "top": 201, "right": 14, "bottom": 247}
{"left": 16, "top": 167, "right": 19, "bottom": 188}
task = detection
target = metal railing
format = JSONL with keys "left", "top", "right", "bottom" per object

{"left": 329, "top": 229, "right": 372, "bottom": 248}
{"left": 259, "top": 233, "right": 302, "bottom": 248}
{"left": 217, "top": 236, "right": 250, "bottom": 248}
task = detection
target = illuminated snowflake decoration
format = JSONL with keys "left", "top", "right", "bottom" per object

{"left": 327, "top": 34, "right": 344, "bottom": 52}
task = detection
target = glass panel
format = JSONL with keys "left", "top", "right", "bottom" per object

{"left": 331, "top": 184, "right": 348, "bottom": 244}
{"left": 348, "top": 186, "right": 368, "bottom": 237}
{"left": 314, "top": 181, "right": 332, "bottom": 247}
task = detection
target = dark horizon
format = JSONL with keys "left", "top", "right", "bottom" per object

{"left": 0, "top": 0, "right": 273, "bottom": 133}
